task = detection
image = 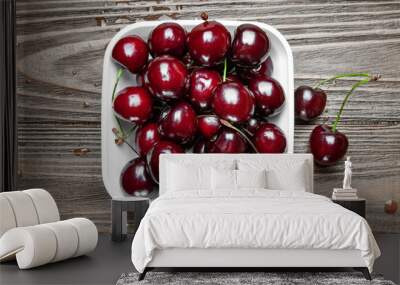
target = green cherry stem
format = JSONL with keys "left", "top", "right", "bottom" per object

{"left": 222, "top": 58, "right": 228, "bottom": 82}
{"left": 111, "top": 68, "right": 124, "bottom": 102}
{"left": 331, "top": 74, "right": 380, "bottom": 133}
{"left": 219, "top": 119, "right": 259, "bottom": 153}
{"left": 313, "top": 73, "right": 370, "bottom": 89}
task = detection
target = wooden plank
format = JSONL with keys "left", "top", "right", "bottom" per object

{"left": 15, "top": 0, "right": 400, "bottom": 233}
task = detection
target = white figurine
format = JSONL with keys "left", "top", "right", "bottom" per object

{"left": 343, "top": 156, "right": 352, "bottom": 189}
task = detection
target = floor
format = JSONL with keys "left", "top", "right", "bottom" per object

{"left": 0, "top": 234, "right": 134, "bottom": 285}
{"left": 1, "top": 234, "right": 399, "bottom": 285}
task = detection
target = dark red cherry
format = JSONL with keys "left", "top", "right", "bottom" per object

{"left": 208, "top": 128, "right": 247, "bottom": 153}
{"left": 121, "top": 157, "right": 154, "bottom": 196}
{"left": 248, "top": 76, "right": 285, "bottom": 117}
{"left": 253, "top": 123, "right": 286, "bottom": 153}
{"left": 244, "top": 117, "right": 263, "bottom": 136}
{"left": 112, "top": 36, "right": 149, "bottom": 74}
{"left": 193, "top": 139, "right": 208, "bottom": 153}
{"left": 158, "top": 102, "right": 198, "bottom": 144}
{"left": 309, "top": 124, "right": 348, "bottom": 166}
{"left": 188, "top": 69, "right": 221, "bottom": 110}
{"left": 147, "top": 140, "right": 184, "bottom": 182}
{"left": 187, "top": 20, "right": 231, "bottom": 66}
{"left": 198, "top": 115, "right": 221, "bottom": 139}
{"left": 113, "top": 87, "right": 153, "bottom": 124}
{"left": 144, "top": 55, "right": 188, "bottom": 101}
{"left": 212, "top": 82, "right": 255, "bottom": 123}
{"left": 295, "top": 86, "right": 327, "bottom": 122}
{"left": 135, "top": 122, "right": 161, "bottom": 157}
{"left": 238, "top": 57, "right": 273, "bottom": 83}
{"left": 148, "top": 22, "right": 186, "bottom": 58}
{"left": 231, "top": 24, "right": 270, "bottom": 67}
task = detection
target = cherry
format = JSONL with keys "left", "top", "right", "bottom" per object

{"left": 147, "top": 140, "right": 184, "bottom": 182}
{"left": 231, "top": 24, "right": 270, "bottom": 67}
{"left": 135, "top": 122, "right": 161, "bottom": 157}
{"left": 121, "top": 157, "right": 154, "bottom": 196}
{"left": 158, "top": 102, "right": 198, "bottom": 144}
{"left": 253, "top": 123, "right": 286, "bottom": 153}
{"left": 208, "top": 128, "right": 247, "bottom": 153}
{"left": 309, "top": 124, "right": 348, "bottom": 166}
{"left": 243, "top": 117, "right": 263, "bottom": 136}
{"left": 187, "top": 20, "right": 231, "bottom": 66}
{"left": 112, "top": 36, "right": 149, "bottom": 74}
{"left": 198, "top": 115, "right": 221, "bottom": 139}
{"left": 295, "top": 86, "right": 327, "bottom": 122}
{"left": 385, "top": 200, "right": 398, "bottom": 215}
{"left": 212, "top": 82, "right": 255, "bottom": 123}
{"left": 113, "top": 86, "right": 153, "bottom": 124}
{"left": 248, "top": 76, "right": 285, "bottom": 117}
{"left": 148, "top": 22, "right": 186, "bottom": 58}
{"left": 238, "top": 57, "right": 273, "bottom": 83}
{"left": 144, "top": 55, "right": 188, "bottom": 101}
{"left": 193, "top": 139, "right": 208, "bottom": 153}
{"left": 188, "top": 69, "right": 221, "bottom": 110}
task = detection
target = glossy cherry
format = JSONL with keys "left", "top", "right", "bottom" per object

{"left": 295, "top": 86, "right": 327, "bottom": 121}
{"left": 248, "top": 76, "right": 285, "bottom": 117}
{"left": 148, "top": 22, "right": 186, "bottom": 58}
{"left": 112, "top": 36, "right": 149, "bottom": 74}
{"left": 135, "top": 122, "right": 161, "bottom": 157}
{"left": 187, "top": 20, "right": 231, "bottom": 66}
{"left": 144, "top": 55, "right": 188, "bottom": 101}
{"left": 113, "top": 87, "right": 153, "bottom": 124}
{"left": 309, "top": 124, "right": 348, "bottom": 166}
{"left": 147, "top": 140, "right": 184, "bottom": 182}
{"left": 385, "top": 200, "right": 398, "bottom": 215}
{"left": 188, "top": 69, "right": 221, "bottom": 110}
{"left": 243, "top": 117, "right": 263, "bottom": 136}
{"left": 231, "top": 24, "right": 270, "bottom": 67}
{"left": 121, "top": 157, "right": 154, "bottom": 196}
{"left": 212, "top": 82, "right": 255, "bottom": 123}
{"left": 198, "top": 115, "right": 221, "bottom": 139}
{"left": 158, "top": 102, "right": 198, "bottom": 144}
{"left": 238, "top": 57, "right": 273, "bottom": 83}
{"left": 208, "top": 128, "right": 247, "bottom": 153}
{"left": 253, "top": 123, "right": 286, "bottom": 153}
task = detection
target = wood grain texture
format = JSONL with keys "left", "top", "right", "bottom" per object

{"left": 16, "top": 0, "right": 400, "bottom": 233}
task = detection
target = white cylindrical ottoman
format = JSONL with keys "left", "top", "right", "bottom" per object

{"left": 0, "top": 218, "right": 98, "bottom": 269}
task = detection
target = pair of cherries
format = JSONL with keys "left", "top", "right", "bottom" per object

{"left": 295, "top": 74, "right": 379, "bottom": 166}
{"left": 111, "top": 14, "right": 288, "bottom": 196}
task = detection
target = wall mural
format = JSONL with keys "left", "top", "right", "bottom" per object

{"left": 15, "top": 0, "right": 399, "bottom": 233}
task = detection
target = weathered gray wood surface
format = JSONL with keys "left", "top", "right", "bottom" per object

{"left": 15, "top": 0, "right": 400, "bottom": 233}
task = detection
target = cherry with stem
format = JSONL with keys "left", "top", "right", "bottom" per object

{"left": 217, "top": 58, "right": 258, "bottom": 152}
{"left": 111, "top": 67, "right": 140, "bottom": 156}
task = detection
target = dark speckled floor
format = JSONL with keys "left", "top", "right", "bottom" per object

{"left": 0, "top": 234, "right": 134, "bottom": 285}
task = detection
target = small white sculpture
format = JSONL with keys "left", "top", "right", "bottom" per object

{"left": 343, "top": 156, "right": 352, "bottom": 189}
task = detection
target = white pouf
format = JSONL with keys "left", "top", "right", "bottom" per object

{"left": 0, "top": 189, "right": 98, "bottom": 269}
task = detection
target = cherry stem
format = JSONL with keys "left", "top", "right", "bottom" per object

{"left": 331, "top": 74, "right": 380, "bottom": 133}
{"left": 222, "top": 58, "right": 228, "bottom": 82}
{"left": 313, "top": 73, "right": 370, "bottom": 89}
{"left": 219, "top": 119, "right": 259, "bottom": 153}
{"left": 111, "top": 68, "right": 124, "bottom": 102}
